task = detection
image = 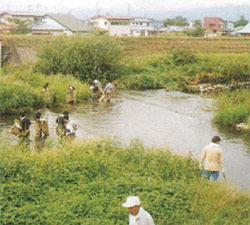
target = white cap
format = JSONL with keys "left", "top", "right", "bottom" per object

{"left": 93, "top": 80, "right": 98, "bottom": 83}
{"left": 122, "top": 196, "right": 141, "bottom": 208}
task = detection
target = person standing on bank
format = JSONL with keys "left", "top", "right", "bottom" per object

{"left": 122, "top": 196, "right": 155, "bottom": 225}
{"left": 66, "top": 84, "right": 77, "bottom": 104}
{"left": 43, "top": 83, "right": 49, "bottom": 93}
{"left": 200, "top": 136, "right": 225, "bottom": 181}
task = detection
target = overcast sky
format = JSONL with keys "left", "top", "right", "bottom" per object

{"left": 1, "top": 0, "right": 250, "bottom": 19}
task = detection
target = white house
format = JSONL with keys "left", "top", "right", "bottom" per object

{"left": 225, "top": 21, "right": 234, "bottom": 31}
{"left": 0, "top": 12, "right": 43, "bottom": 24}
{"left": 91, "top": 15, "right": 131, "bottom": 36}
{"left": 231, "top": 23, "right": 250, "bottom": 37}
{"left": 31, "top": 14, "right": 91, "bottom": 35}
{"left": 130, "top": 17, "right": 156, "bottom": 36}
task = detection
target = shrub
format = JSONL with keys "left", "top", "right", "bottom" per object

{"left": 0, "top": 138, "right": 249, "bottom": 225}
{"left": 172, "top": 49, "right": 198, "bottom": 66}
{"left": 35, "top": 35, "right": 123, "bottom": 83}
{"left": 213, "top": 89, "right": 250, "bottom": 125}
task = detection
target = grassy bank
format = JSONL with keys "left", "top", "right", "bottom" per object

{"left": 119, "top": 51, "right": 250, "bottom": 91}
{"left": 0, "top": 138, "right": 249, "bottom": 225}
{"left": 2, "top": 35, "right": 250, "bottom": 91}
{"left": 0, "top": 66, "right": 91, "bottom": 114}
{"left": 213, "top": 89, "right": 250, "bottom": 126}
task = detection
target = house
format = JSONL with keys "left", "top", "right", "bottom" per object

{"left": 225, "top": 21, "right": 234, "bottom": 31}
{"left": 130, "top": 17, "right": 156, "bottom": 36}
{"left": 0, "top": 22, "right": 14, "bottom": 33}
{"left": 149, "top": 19, "right": 164, "bottom": 29}
{"left": 0, "top": 11, "right": 43, "bottom": 25}
{"left": 231, "top": 23, "right": 250, "bottom": 37}
{"left": 31, "top": 14, "right": 91, "bottom": 35}
{"left": 204, "top": 17, "right": 226, "bottom": 35}
{"left": 90, "top": 15, "right": 131, "bottom": 36}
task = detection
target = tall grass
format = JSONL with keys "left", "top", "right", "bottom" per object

{"left": 0, "top": 138, "right": 249, "bottom": 225}
{"left": 0, "top": 66, "right": 91, "bottom": 114}
{"left": 213, "top": 89, "right": 250, "bottom": 126}
{"left": 120, "top": 52, "right": 250, "bottom": 90}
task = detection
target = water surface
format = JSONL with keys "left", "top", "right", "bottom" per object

{"left": 1, "top": 90, "right": 249, "bottom": 189}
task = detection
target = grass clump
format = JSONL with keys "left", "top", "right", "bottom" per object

{"left": 0, "top": 138, "right": 249, "bottom": 225}
{"left": 0, "top": 66, "right": 91, "bottom": 114}
{"left": 213, "top": 89, "right": 250, "bottom": 126}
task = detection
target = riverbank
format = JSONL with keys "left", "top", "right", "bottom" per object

{"left": 1, "top": 35, "right": 249, "bottom": 129}
{"left": 0, "top": 66, "right": 90, "bottom": 114}
{"left": 213, "top": 89, "right": 250, "bottom": 131}
{"left": 0, "top": 138, "right": 249, "bottom": 225}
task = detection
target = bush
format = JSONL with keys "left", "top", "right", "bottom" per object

{"left": 213, "top": 89, "right": 250, "bottom": 125}
{"left": 0, "top": 138, "right": 249, "bottom": 225}
{"left": 35, "top": 35, "right": 123, "bottom": 83}
{"left": 186, "top": 27, "right": 204, "bottom": 37}
{"left": 172, "top": 49, "right": 198, "bottom": 66}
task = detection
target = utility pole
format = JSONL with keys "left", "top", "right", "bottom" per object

{"left": 128, "top": 3, "right": 130, "bottom": 16}
{"left": 96, "top": 2, "right": 100, "bottom": 15}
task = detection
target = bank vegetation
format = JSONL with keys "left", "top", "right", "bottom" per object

{"left": 0, "top": 138, "right": 249, "bottom": 225}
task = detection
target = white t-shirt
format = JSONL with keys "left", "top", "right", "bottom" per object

{"left": 65, "top": 120, "right": 77, "bottom": 135}
{"left": 129, "top": 207, "right": 155, "bottom": 225}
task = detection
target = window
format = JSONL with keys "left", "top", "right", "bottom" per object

{"left": 209, "top": 24, "right": 215, "bottom": 27}
{"left": 140, "top": 22, "right": 142, "bottom": 25}
{"left": 104, "top": 21, "right": 107, "bottom": 25}
{"left": 110, "top": 21, "right": 130, "bottom": 26}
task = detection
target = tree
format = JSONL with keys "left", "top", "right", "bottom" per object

{"left": 186, "top": 27, "right": 204, "bottom": 37}
{"left": 7, "top": 18, "right": 31, "bottom": 34}
{"left": 164, "top": 16, "right": 189, "bottom": 27}
{"left": 193, "top": 19, "right": 202, "bottom": 28}
{"left": 36, "top": 35, "right": 123, "bottom": 82}
{"left": 234, "top": 16, "right": 248, "bottom": 27}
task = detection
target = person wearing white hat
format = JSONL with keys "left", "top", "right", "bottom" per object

{"left": 122, "top": 196, "right": 155, "bottom": 225}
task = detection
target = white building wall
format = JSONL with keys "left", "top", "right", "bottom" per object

{"left": 94, "top": 18, "right": 109, "bottom": 30}
{"left": 109, "top": 26, "right": 130, "bottom": 36}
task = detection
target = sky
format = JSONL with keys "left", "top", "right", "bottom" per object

{"left": 1, "top": 0, "right": 250, "bottom": 19}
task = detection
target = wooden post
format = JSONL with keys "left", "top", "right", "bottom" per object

{"left": 0, "top": 38, "right": 2, "bottom": 68}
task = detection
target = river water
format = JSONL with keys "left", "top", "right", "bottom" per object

{"left": 0, "top": 90, "right": 249, "bottom": 189}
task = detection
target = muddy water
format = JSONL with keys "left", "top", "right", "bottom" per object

{"left": 1, "top": 90, "right": 249, "bottom": 189}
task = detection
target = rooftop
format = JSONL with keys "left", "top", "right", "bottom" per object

{"left": 92, "top": 15, "right": 131, "bottom": 20}
{"left": 46, "top": 14, "right": 92, "bottom": 32}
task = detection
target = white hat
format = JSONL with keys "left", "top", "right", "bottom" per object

{"left": 122, "top": 196, "right": 141, "bottom": 208}
{"left": 93, "top": 80, "right": 98, "bottom": 83}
